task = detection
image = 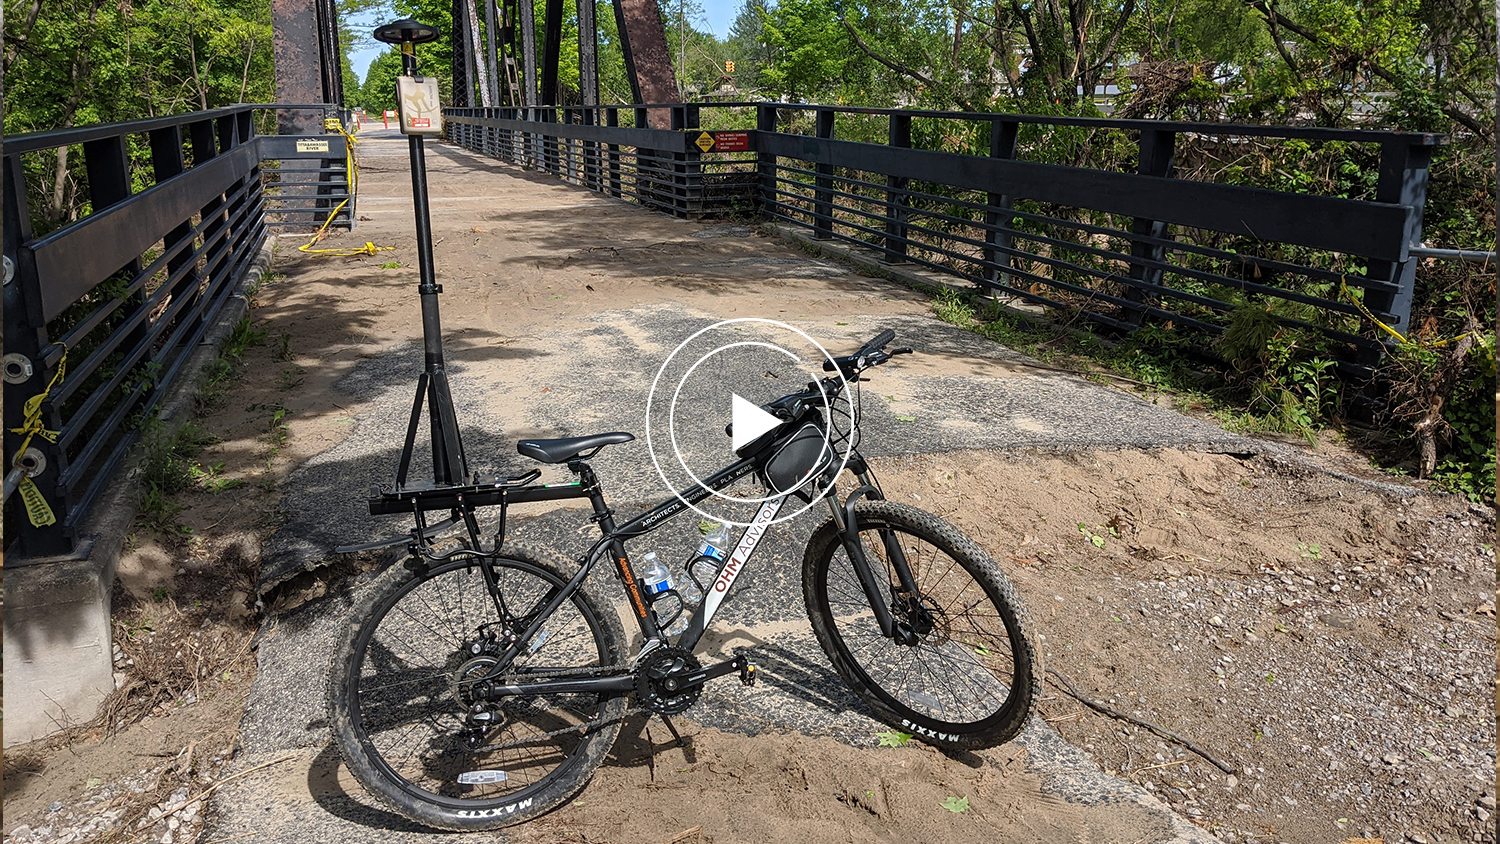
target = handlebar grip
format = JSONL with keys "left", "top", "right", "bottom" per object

{"left": 861, "top": 329, "right": 896, "bottom": 355}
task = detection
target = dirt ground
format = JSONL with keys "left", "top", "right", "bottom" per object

{"left": 4, "top": 134, "right": 1494, "bottom": 844}
{"left": 8, "top": 438, "right": 1490, "bottom": 844}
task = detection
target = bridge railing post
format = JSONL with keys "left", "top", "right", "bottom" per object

{"left": 882, "top": 113, "right": 911, "bottom": 262}
{"left": 84, "top": 133, "right": 156, "bottom": 401}
{"left": 582, "top": 107, "right": 599, "bottom": 191}
{"left": 149, "top": 125, "right": 207, "bottom": 332}
{"left": 1363, "top": 137, "right": 1433, "bottom": 356}
{"left": 606, "top": 108, "right": 622, "bottom": 197}
{"left": 3, "top": 153, "right": 70, "bottom": 556}
{"left": 1123, "top": 127, "right": 1177, "bottom": 325}
{"left": 543, "top": 107, "right": 560, "bottom": 175}
{"left": 813, "top": 108, "right": 835, "bottom": 240}
{"left": 635, "top": 106, "right": 660, "bottom": 211}
{"left": 756, "top": 104, "right": 777, "bottom": 217}
{"left": 672, "top": 104, "right": 703, "bottom": 217}
{"left": 983, "top": 118, "right": 1020, "bottom": 293}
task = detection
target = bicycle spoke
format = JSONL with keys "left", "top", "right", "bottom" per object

{"left": 820, "top": 515, "right": 1023, "bottom": 731}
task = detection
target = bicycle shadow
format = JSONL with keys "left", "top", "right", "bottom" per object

{"left": 302, "top": 629, "right": 978, "bottom": 831}
{"left": 305, "top": 744, "right": 437, "bottom": 833}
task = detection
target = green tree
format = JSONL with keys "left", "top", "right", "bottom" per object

{"left": 760, "top": 0, "right": 856, "bottom": 99}
{"left": 359, "top": 48, "right": 406, "bottom": 112}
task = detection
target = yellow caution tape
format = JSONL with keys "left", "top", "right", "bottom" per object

{"left": 9, "top": 346, "right": 66, "bottom": 458}
{"left": 8, "top": 346, "right": 66, "bottom": 525}
{"left": 1339, "top": 276, "right": 1479, "bottom": 350}
{"left": 18, "top": 477, "right": 55, "bottom": 526}
{"left": 299, "top": 120, "right": 394, "bottom": 259}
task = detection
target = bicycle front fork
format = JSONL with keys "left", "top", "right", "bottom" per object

{"left": 827, "top": 470, "right": 924, "bottom": 646}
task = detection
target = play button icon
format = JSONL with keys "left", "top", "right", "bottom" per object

{"left": 730, "top": 393, "right": 783, "bottom": 453}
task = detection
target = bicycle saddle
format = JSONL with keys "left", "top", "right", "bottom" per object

{"left": 517, "top": 432, "right": 635, "bottom": 463}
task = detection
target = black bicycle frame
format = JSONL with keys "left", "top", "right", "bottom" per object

{"left": 369, "top": 436, "right": 918, "bottom": 699}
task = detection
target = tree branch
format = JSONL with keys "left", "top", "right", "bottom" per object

{"left": 840, "top": 16, "right": 977, "bottom": 110}
{"left": 1246, "top": 0, "right": 1489, "bottom": 135}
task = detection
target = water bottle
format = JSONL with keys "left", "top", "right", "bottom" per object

{"left": 640, "top": 552, "right": 690, "bottom": 636}
{"left": 698, "top": 521, "right": 732, "bottom": 563}
{"left": 640, "top": 552, "right": 673, "bottom": 599}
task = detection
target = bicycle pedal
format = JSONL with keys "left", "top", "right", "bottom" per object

{"left": 739, "top": 659, "right": 758, "bottom": 686}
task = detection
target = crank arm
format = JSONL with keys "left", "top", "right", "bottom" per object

{"left": 670, "top": 653, "right": 756, "bottom": 693}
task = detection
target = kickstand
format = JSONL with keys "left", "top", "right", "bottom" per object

{"left": 658, "top": 714, "right": 691, "bottom": 748}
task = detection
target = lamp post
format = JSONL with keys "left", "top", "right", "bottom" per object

{"left": 373, "top": 19, "right": 469, "bottom": 489}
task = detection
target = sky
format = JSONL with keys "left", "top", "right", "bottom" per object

{"left": 348, "top": 0, "right": 742, "bottom": 81}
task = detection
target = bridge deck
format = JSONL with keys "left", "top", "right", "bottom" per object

{"left": 212, "top": 126, "right": 1237, "bottom": 843}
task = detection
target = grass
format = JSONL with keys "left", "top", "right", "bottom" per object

{"left": 930, "top": 288, "right": 1301, "bottom": 438}
{"left": 197, "top": 317, "right": 267, "bottom": 411}
{"left": 139, "top": 315, "right": 268, "bottom": 534}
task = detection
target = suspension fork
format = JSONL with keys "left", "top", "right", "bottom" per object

{"left": 828, "top": 471, "right": 921, "bottom": 644}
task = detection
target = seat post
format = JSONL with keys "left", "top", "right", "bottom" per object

{"left": 570, "top": 461, "right": 617, "bottom": 533}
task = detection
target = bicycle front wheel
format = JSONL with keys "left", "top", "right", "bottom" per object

{"left": 803, "top": 501, "right": 1038, "bottom": 750}
{"left": 328, "top": 541, "right": 627, "bottom": 830}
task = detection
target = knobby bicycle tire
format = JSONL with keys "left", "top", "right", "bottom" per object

{"left": 327, "top": 542, "right": 627, "bottom": 830}
{"left": 802, "top": 501, "right": 1039, "bottom": 749}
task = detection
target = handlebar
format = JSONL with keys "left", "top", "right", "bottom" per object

{"left": 729, "top": 330, "right": 911, "bottom": 444}
{"left": 823, "top": 329, "right": 910, "bottom": 376}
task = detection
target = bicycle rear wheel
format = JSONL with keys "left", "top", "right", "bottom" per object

{"left": 328, "top": 541, "right": 626, "bottom": 830}
{"left": 803, "top": 501, "right": 1038, "bottom": 749}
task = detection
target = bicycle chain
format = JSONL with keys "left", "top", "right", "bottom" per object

{"left": 457, "top": 663, "right": 650, "bottom": 753}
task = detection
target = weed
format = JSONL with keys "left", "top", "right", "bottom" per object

{"left": 1078, "top": 523, "right": 1115, "bottom": 549}
{"left": 379, "top": 260, "right": 401, "bottom": 269}
{"left": 275, "top": 332, "right": 294, "bottom": 362}
{"left": 224, "top": 317, "right": 268, "bottom": 361}
{"left": 151, "top": 586, "right": 168, "bottom": 602}
{"left": 188, "top": 461, "right": 243, "bottom": 494}
{"left": 875, "top": 729, "right": 913, "bottom": 747}
{"left": 195, "top": 358, "right": 235, "bottom": 410}
{"left": 933, "top": 288, "right": 978, "bottom": 328}
{"left": 269, "top": 405, "right": 290, "bottom": 446}
{"left": 138, "top": 484, "right": 187, "bottom": 533}
{"left": 1298, "top": 542, "right": 1322, "bottom": 560}
{"left": 278, "top": 366, "right": 306, "bottom": 390}
{"left": 940, "top": 796, "right": 970, "bottom": 813}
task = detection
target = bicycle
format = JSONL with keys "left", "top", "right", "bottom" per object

{"left": 327, "top": 328, "right": 1039, "bottom": 830}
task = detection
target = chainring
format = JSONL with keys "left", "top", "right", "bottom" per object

{"left": 633, "top": 646, "right": 703, "bottom": 715}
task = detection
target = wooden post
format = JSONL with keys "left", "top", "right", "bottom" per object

{"left": 813, "top": 108, "right": 835, "bottom": 239}
{"left": 882, "top": 114, "right": 911, "bottom": 262}
{"left": 1364, "top": 138, "right": 1433, "bottom": 344}
{"left": 983, "top": 118, "right": 1019, "bottom": 292}
{"left": 756, "top": 104, "right": 777, "bottom": 217}
{"left": 1123, "top": 128, "right": 1176, "bottom": 325}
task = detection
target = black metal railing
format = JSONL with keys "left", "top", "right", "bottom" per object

{"left": 445, "top": 103, "right": 1444, "bottom": 369}
{"left": 2, "top": 104, "right": 352, "bottom": 559}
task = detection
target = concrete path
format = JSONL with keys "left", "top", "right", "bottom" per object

{"left": 208, "top": 126, "right": 1241, "bottom": 842}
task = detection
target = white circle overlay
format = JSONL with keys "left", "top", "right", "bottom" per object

{"left": 667, "top": 341, "right": 822, "bottom": 505}
{"left": 644, "top": 318, "right": 851, "bottom": 527}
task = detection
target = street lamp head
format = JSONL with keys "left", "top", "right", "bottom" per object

{"left": 373, "top": 19, "right": 441, "bottom": 45}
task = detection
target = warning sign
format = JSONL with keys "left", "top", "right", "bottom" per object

{"left": 694, "top": 131, "right": 716, "bottom": 152}
{"left": 295, "top": 139, "right": 330, "bottom": 153}
{"left": 713, "top": 131, "right": 751, "bottom": 152}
